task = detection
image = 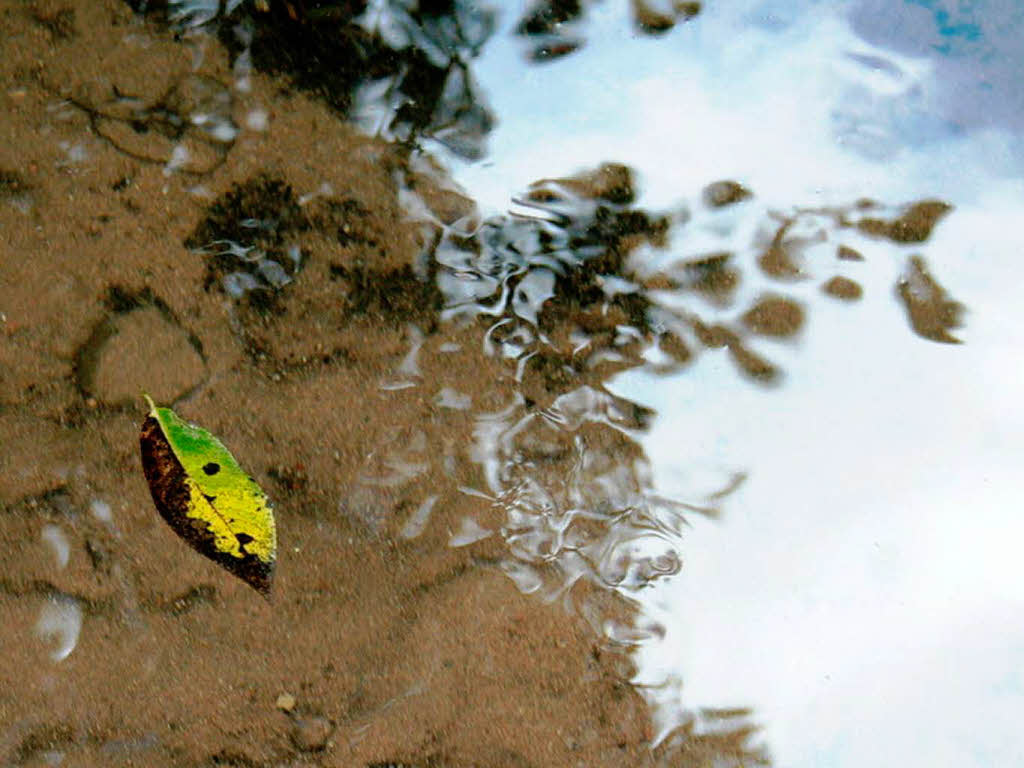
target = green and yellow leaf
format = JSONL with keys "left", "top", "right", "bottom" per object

{"left": 139, "top": 395, "right": 276, "bottom": 596}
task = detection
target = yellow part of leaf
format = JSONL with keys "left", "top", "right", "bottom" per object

{"left": 183, "top": 476, "right": 275, "bottom": 563}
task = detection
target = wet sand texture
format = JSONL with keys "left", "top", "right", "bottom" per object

{"left": 0, "top": 2, "right": 961, "bottom": 766}
{"left": 0, "top": 4, "right": 712, "bottom": 766}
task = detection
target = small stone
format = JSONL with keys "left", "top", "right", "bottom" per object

{"left": 275, "top": 693, "right": 296, "bottom": 712}
{"left": 290, "top": 716, "right": 333, "bottom": 752}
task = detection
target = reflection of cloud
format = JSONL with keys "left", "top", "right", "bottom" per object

{"left": 627, "top": 208, "right": 1024, "bottom": 767}
{"left": 455, "top": 0, "right": 1024, "bottom": 219}
{"left": 850, "top": 0, "right": 1024, "bottom": 136}
{"left": 35, "top": 595, "right": 83, "bottom": 662}
{"left": 40, "top": 524, "right": 70, "bottom": 570}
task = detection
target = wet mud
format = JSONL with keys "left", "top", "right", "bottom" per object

{"left": 0, "top": 4, "right": 696, "bottom": 766}
{"left": 0, "top": 2, "right": 962, "bottom": 767}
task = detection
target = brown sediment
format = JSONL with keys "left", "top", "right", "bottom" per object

{"left": 857, "top": 199, "right": 953, "bottom": 243}
{"left": 659, "top": 330, "right": 693, "bottom": 365}
{"left": 30, "top": 4, "right": 77, "bottom": 41}
{"left": 741, "top": 295, "right": 805, "bottom": 337}
{"left": 0, "top": 168, "right": 32, "bottom": 198}
{"left": 691, "top": 320, "right": 780, "bottom": 383}
{"left": 517, "top": 0, "right": 587, "bottom": 37}
{"left": 896, "top": 255, "right": 965, "bottom": 343}
{"left": 534, "top": 161, "right": 637, "bottom": 205}
{"left": 78, "top": 307, "right": 207, "bottom": 406}
{"left": 703, "top": 180, "right": 752, "bottom": 208}
{"left": 758, "top": 218, "right": 804, "bottom": 279}
{"left": 679, "top": 251, "right": 741, "bottom": 305}
{"left": 631, "top": 0, "right": 702, "bottom": 35}
{"left": 836, "top": 244, "right": 864, "bottom": 261}
{"left": 822, "top": 275, "right": 863, "bottom": 301}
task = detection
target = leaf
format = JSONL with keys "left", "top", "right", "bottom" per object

{"left": 139, "top": 395, "right": 276, "bottom": 596}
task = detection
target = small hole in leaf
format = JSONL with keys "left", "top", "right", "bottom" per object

{"left": 202, "top": 462, "right": 220, "bottom": 475}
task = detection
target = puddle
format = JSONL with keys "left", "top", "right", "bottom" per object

{"left": 2, "top": 0, "right": 1023, "bottom": 766}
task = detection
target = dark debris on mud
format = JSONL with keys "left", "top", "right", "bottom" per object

{"left": 0, "top": 169, "right": 33, "bottom": 198}
{"left": 210, "top": 0, "right": 496, "bottom": 159}
{"left": 186, "top": 174, "right": 310, "bottom": 309}
{"left": 187, "top": 173, "right": 442, "bottom": 325}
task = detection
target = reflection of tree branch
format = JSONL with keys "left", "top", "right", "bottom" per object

{"left": 171, "top": 0, "right": 501, "bottom": 158}
{"left": 42, "top": 74, "right": 235, "bottom": 177}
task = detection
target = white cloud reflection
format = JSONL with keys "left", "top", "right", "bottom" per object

{"left": 448, "top": 0, "right": 1024, "bottom": 765}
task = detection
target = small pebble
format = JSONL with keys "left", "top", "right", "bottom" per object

{"left": 275, "top": 693, "right": 296, "bottom": 712}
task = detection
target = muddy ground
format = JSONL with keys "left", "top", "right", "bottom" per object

{"left": 0, "top": 2, "right": 965, "bottom": 766}
{"left": 0, "top": 2, "right": 770, "bottom": 766}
